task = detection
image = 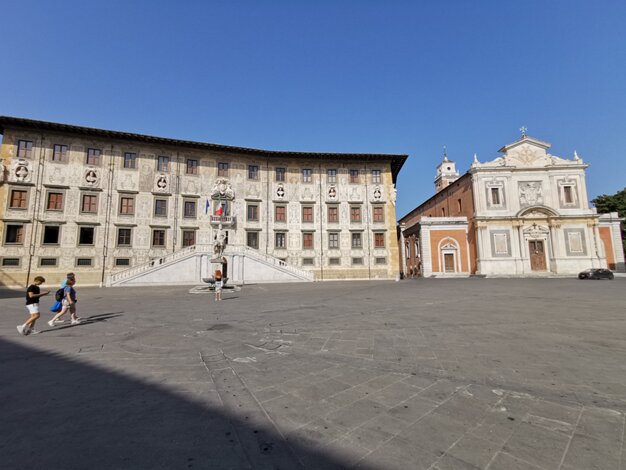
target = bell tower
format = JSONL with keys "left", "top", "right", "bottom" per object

{"left": 434, "top": 147, "right": 460, "bottom": 193}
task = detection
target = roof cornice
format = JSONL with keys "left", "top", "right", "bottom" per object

{"left": 0, "top": 116, "right": 408, "bottom": 182}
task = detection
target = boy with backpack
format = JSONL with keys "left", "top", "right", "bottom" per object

{"left": 17, "top": 276, "right": 50, "bottom": 335}
{"left": 48, "top": 275, "right": 81, "bottom": 326}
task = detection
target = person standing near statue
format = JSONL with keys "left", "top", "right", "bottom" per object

{"left": 214, "top": 268, "right": 223, "bottom": 302}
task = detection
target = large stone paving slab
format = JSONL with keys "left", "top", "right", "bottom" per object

{"left": 1, "top": 278, "right": 625, "bottom": 469}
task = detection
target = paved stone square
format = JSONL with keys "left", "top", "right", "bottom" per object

{"left": 1, "top": 278, "right": 625, "bottom": 469}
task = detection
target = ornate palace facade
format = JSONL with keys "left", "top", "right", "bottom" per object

{"left": 0, "top": 117, "right": 406, "bottom": 287}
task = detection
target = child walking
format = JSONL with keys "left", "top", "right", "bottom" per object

{"left": 48, "top": 276, "right": 81, "bottom": 326}
{"left": 17, "top": 276, "right": 50, "bottom": 335}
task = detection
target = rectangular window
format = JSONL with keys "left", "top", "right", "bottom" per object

{"left": 78, "top": 226, "right": 95, "bottom": 245}
{"left": 349, "top": 169, "right": 359, "bottom": 184}
{"left": 218, "top": 162, "right": 229, "bottom": 177}
{"left": 563, "top": 186, "right": 574, "bottom": 204}
{"left": 302, "top": 168, "right": 312, "bottom": 183}
{"left": 275, "top": 205, "right": 286, "bottom": 222}
{"left": 81, "top": 194, "right": 98, "bottom": 213}
{"left": 327, "top": 169, "right": 337, "bottom": 184}
{"left": 9, "top": 190, "right": 27, "bottom": 209}
{"left": 303, "top": 232, "right": 314, "bottom": 249}
{"left": 350, "top": 206, "right": 362, "bottom": 223}
{"left": 374, "top": 232, "right": 385, "bottom": 248}
{"left": 275, "top": 167, "right": 285, "bottom": 182}
{"left": 352, "top": 257, "right": 363, "bottom": 265}
{"left": 119, "top": 197, "right": 135, "bottom": 215}
{"left": 1, "top": 258, "right": 21, "bottom": 267}
{"left": 328, "top": 206, "right": 339, "bottom": 223}
{"left": 351, "top": 232, "right": 362, "bottom": 248}
{"left": 17, "top": 140, "right": 33, "bottom": 158}
{"left": 302, "top": 206, "right": 314, "bottom": 223}
{"left": 115, "top": 258, "right": 130, "bottom": 267}
{"left": 154, "top": 199, "right": 167, "bottom": 217}
{"left": 42, "top": 226, "right": 60, "bottom": 245}
{"left": 184, "top": 200, "right": 197, "bottom": 218}
{"left": 52, "top": 144, "right": 68, "bottom": 162}
{"left": 186, "top": 159, "right": 198, "bottom": 175}
{"left": 302, "top": 258, "right": 314, "bottom": 266}
{"left": 441, "top": 208, "right": 446, "bottom": 216}
{"left": 372, "top": 206, "right": 384, "bottom": 223}
{"left": 86, "top": 148, "right": 101, "bottom": 165}
{"left": 372, "top": 169, "right": 381, "bottom": 184}
{"left": 46, "top": 192, "right": 63, "bottom": 211}
{"left": 246, "top": 231, "right": 259, "bottom": 249}
{"left": 124, "top": 152, "right": 137, "bottom": 169}
{"left": 247, "top": 204, "right": 259, "bottom": 221}
{"left": 375, "top": 257, "right": 387, "bottom": 265}
{"left": 248, "top": 165, "right": 259, "bottom": 180}
{"left": 329, "top": 257, "right": 340, "bottom": 266}
{"left": 157, "top": 156, "right": 169, "bottom": 172}
{"left": 152, "top": 229, "right": 166, "bottom": 247}
{"left": 39, "top": 258, "right": 58, "bottom": 267}
{"left": 5, "top": 225, "right": 24, "bottom": 244}
{"left": 457, "top": 199, "right": 462, "bottom": 213}
{"left": 182, "top": 230, "right": 196, "bottom": 247}
{"left": 275, "top": 232, "right": 286, "bottom": 249}
{"left": 117, "top": 228, "right": 132, "bottom": 246}
{"left": 328, "top": 232, "right": 339, "bottom": 249}
{"left": 76, "top": 258, "right": 93, "bottom": 267}
{"left": 490, "top": 187, "right": 501, "bottom": 206}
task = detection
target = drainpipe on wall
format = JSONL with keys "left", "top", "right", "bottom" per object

{"left": 364, "top": 162, "right": 371, "bottom": 280}
{"left": 318, "top": 162, "right": 324, "bottom": 280}
{"left": 100, "top": 144, "right": 115, "bottom": 287}
{"left": 265, "top": 156, "right": 270, "bottom": 255}
{"left": 172, "top": 152, "right": 180, "bottom": 253}
{"left": 25, "top": 133, "right": 46, "bottom": 287}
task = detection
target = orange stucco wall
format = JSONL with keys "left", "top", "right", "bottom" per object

{"left": 429, "top": 229, "right": 470, "bottom": 273}
{"left": 599, "top": 226, "right": 616, "bottom": 269}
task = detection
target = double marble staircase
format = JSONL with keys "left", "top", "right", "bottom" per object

{"left": 106, "top": 244, "right": 314, "bottom": 287}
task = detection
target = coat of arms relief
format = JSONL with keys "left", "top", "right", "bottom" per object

{"left": 210, "top": 177, "right": 235, "bottom": 200}
{"left": 519, "top": 182, "right": 543, "bottom": 207}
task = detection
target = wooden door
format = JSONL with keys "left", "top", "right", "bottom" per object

{"left": 529, "top": 240, "right": 546, "bottom": 271}
{"left": 444, "top": 253, "right": 455, "bottom": 273}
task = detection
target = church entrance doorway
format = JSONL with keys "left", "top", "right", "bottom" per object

{"left": 444, "top": 253, "right": 455, "bottom": 273}
{"left": 529, "top": 240, "right": 546, "bottom": 271}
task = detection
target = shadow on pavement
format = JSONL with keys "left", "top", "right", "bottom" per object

{"left": 0, "top": 338, "right": 363, "bottom": 469}
{"left": 41, "top": 312, "right": 125, "bottom": 333}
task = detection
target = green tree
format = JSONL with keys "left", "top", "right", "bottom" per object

{"left": 592, "top": 187, "right": 626, "bottom": 255}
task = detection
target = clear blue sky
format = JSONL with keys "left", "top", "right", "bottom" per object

{"left": 2, "top": 0, "right": 625, "bottom": 218}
